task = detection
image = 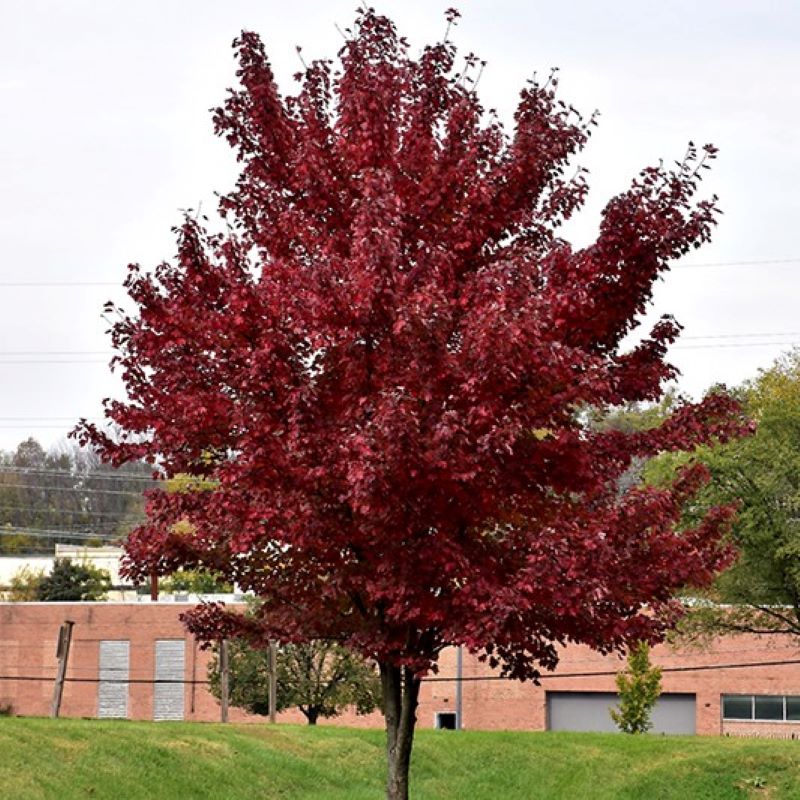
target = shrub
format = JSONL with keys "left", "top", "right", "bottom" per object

{"left": 611, "top": 641, "right": 663, "bottom": 734}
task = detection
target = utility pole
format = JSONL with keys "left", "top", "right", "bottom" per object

{"left": 455, "top": 645, "right": 463, "bottom": 730}
{"left": 219, "top": 639, "right": 230, "bottom": 723}
{"left": 268, "top": 641, "right": 278, "bottom": 724}
{"left": 50, "top": 620, "right": 74, "bottom": 718}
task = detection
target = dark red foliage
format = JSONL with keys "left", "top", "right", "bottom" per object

{"left": 77, "top": 10, "right": 749, "bottom": 681}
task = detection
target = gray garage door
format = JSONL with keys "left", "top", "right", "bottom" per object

{"left": 547, "top": 691, "right": 696, "bottom": 734}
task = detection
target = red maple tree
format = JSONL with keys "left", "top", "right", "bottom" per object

{"left": 77, "top": 9, "right": 749, "bottom": 798}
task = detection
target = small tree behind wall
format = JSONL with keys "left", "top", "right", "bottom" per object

{"left": 611, "top": 642, "right": 663, "bottom": 734}
{"left": 36, "top": 559, "right": 111, "bottom": 602}
{"left": 209, "top": 639, "right": 381, "bottom": 725}
{"left": 76, "top": 8, "right": 750, "bottom": 799}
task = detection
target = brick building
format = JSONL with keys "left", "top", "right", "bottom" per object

{"left": 1, "top": 601, "right": 799, "bottom": 737}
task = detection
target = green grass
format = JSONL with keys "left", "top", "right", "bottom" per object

{"left": 2, "top": 717, "right": 800, "bottom": 799}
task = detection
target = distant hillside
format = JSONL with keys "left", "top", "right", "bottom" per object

{"left": 0, "top": 437, "right": 154, "bottom": 554}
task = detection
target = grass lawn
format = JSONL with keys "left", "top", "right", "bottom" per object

{"left": 1, "top": 717, "right": 799, "bottom": 799}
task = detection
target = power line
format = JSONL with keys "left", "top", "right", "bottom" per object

{"left": 3, "top": 333, "right": 800, "bottom": 351}
{"left": 0, "top": 417, "right": 103, "bottom": 421}
{"left": 0, "top": 482, "right": 145, "bottom": 497}
{"left": 0, "top": 466, "right": 161, "bottom": 484}
{"left": 0, "top": 360, "right": 107, "bottom": 365}
{"left": 673, "top": 341, "right": 800, "bottom": 350}
{"left": 0, "top": 504, "right": 146, "bottom": 520}
{"left": 4, "top": 656, "right": 800, "bottom": 687}
{"left": 676, "top": 258, "right": 800, "bottom": 269}
{"left": 0, "top": 333, "right": 796, "bottom": 364}
{"left": 0, "top": 258, "right": 797, "bottom": 287}
{"left": 0, "top": 524, "right": 123, "bottom": 537}
{"left": 0, "top": 352, "right": 110, "bottom": 356}
{"left": 0, "top": 282, "right": 119, "bottom": 288}
{"left": 424, "top": 656, "right": 800, "bottom": 681}
{"left": 682, "top": 331, "right": 800, "bottom": 340}
{"left": 0, "top": 528, "right": 121, "bottom": 542}
{"left": 0, "top": 675, "right": 209, "bottom": 685}
{"left": 0, "top": 518, "right": 131, "bottom": 531}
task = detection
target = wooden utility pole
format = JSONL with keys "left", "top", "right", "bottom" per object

{"left": 268, "top": 641, "right": 278, "bottom": 724}
{"left": 50, "top": 620, "right": 74, "bottom": 718}
{"left": 219, "top": 639, "right": 230, "bottom": 723}
{"left": 455, "top": 644, "right": 463, "bottom": 730}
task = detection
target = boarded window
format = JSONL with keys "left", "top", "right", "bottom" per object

{"left": 98, "top": 640, "right": 129, "bottom": 719}
{"left": 153, "top": 639, "right": 185, "bottom": 721}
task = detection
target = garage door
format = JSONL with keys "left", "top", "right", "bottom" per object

{"left": 546, "top": 691, "right": 696, "bottom": 734}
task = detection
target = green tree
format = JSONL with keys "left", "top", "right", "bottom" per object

{"left": 588, "top": 389, "right": 680, "bottom": 435}
{"left": 5, "top": 566, "right": 45, "bottom": 601}
{"left": 0, "top": 437, "right": 153, "bottom": 556}
{"left": 645, "top": 351, "right": 800, "bottom": 640}
{"left": 160, "top": 568, "right": 233, "bottom": 594}
{"left": 35, "top": 558, "right": 111, "bottom": 601}
{"left": 610, "top": 641, "right": 663, "bottom": 734}
{"left": 210, "top": 639, "right": 381, "bottom": 725}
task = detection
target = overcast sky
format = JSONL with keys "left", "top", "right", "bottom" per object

{"left": 1, "top": 1, "right": 799, "bottom": 451}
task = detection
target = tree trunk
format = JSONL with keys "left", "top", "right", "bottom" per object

{"left": 307, "top": 707, "right": 319, "bottom": 725}
{"left": 380, "top": 662, "right": 421, "bottom": 800}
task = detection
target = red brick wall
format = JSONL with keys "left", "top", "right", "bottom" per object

{"left": 2, "top": 602, "right": 799, "bottom": 736}
{"left": 420, "top": 638, "right": 800, "bottom": 735}
{"left": 0, "top": 602, "right": 254, "bottom": 722}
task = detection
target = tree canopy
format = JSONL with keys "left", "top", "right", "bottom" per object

{"left": 209, "top": 639, "right": 380, "bottom": 725}
{"left": 0, "top": 437, "right": 151, "bottom": 555}
{"left": 646, "top": 351, "right": 800, "bottom": 640}
{"left": 76, "top": 9, "right": 748, "bottom": 798}
{"left": 35, "top": 558, "right": 111, "bottom": 602}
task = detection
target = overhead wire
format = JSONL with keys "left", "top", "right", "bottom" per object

{"left": 673, "top": 341, "right": 800, "bottom": 350}
{"left": 675, "top": 258, "right": 800, "bottom": 269}
{"left": 0, "top": 528, "right": 122, "bottom": 542}
{"left": 0, "top": 257, "right": 797, "bottom": 288}
{"left": 0, "top": 504, "right": 146, "bottom": 520}
{"left": 5, "top": 656, "right": 800, "bottom": 686}
{"left": 0, "top": 482, "right": 145, "bottom": 496}
{"left": 0, "top": 466, "right": 161, "bottom": 484}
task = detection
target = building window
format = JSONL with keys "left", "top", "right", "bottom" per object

{"left": 435, "top": 712, "right": 458, "bottom": 730}
{"left": 755, "top": 696, "right": 784, "bottom": 721}
{"left": 722, "top": 694, "right": 800, "bottom": 722}
{"left": 787, "top": 697, "right": 800, "bottom": 721}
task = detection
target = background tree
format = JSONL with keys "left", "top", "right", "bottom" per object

{"left": 209, "top": 639, "right": 381, "bottom": 725}
{"left": 160, "top": 567, "right": 233, "bottom": 594}
{"left": 35, "top": 558, "right": 111, "bottom": 601}
{"left": 0, "top": 437, "right": 153, "bottom": 555}
{"left": 76, "top": 9, "right": 749, "bottom": 798}
{"left": 610, "top": 641, "right": 663, "bottom": 734}
{"left": 645, "top": 351, "right": 800, "bottom": 641}
{"left": 4, "top": 566, "right": 45, "bottom": 601}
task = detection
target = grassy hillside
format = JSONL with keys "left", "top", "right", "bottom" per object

{"left": 1, "top": 718, "right": 799, "bottom": 799}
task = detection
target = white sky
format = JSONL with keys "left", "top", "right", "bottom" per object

{"left": 1, "top": 1, "right": 799, "bottom": 450}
